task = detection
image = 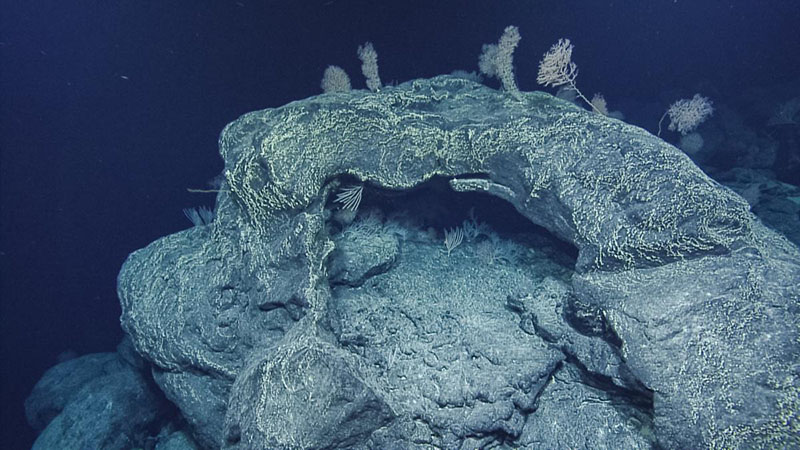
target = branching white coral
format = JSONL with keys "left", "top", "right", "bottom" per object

{"left": 536, "top": 39, "right": 601, "bottom": 113}
{"left": 658, "top": 94, "right": 714, "bottom": 136}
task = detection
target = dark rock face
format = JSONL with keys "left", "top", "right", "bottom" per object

{"left": 24, "top": 342, "right": 171, "bottom": 449}
{"left": 110, "top": 76, "right": 798, "bottom": 449}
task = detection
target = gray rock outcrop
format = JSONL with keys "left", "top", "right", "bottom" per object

{"left": 114, "top": 76, "right": 799, "bottom": 449}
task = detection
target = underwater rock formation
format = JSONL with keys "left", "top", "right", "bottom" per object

{"left": 41, "top": 75, "right": 798, "bottom": 449}
{"left": 24, "top": 339, "right": 171, "bottom": 449}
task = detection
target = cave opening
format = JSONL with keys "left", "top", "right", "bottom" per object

{"left": 324, "top": 175, "right": 579, "bottom": 273}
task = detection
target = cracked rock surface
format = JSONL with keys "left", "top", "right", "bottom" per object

{"left": 108, "top": 76, "right": 799, "bottom": 449}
